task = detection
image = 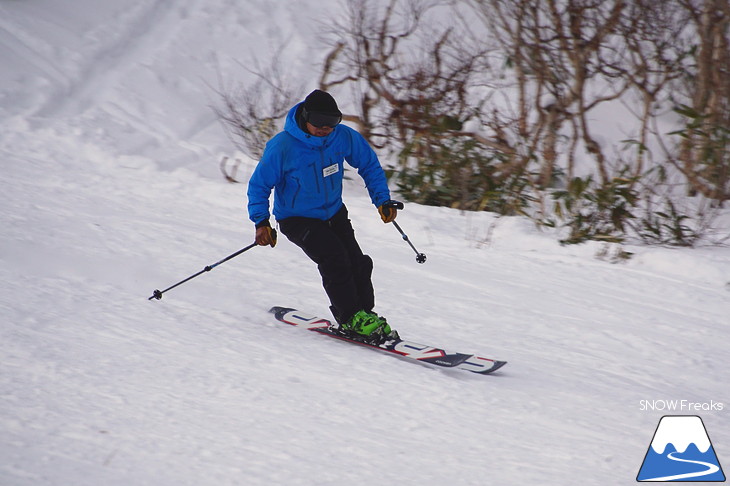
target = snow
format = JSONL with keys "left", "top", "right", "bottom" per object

{"left": 1, "top": 1, "right": 728, "bottom": 485}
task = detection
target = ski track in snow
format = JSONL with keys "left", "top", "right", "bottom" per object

{"left": 1, "top": 1, "right": 729, "bottom": 485}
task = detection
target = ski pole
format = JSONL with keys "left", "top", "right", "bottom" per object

{"left": 392, "top": 220, "right": 427, "bottom": 264}
{"left": 149, "top": 241, "right": 259, "bottom": 300}
{"left": 382, "top": 201, "right": 427, "bottom": 264}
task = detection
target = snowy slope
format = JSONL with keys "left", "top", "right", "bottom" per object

{"left": 1, "top": 2, "right": 728, "bottom": 485}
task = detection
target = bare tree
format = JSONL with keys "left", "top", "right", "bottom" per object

{"left": 469, "top": 0, "right": 629, "bottom": 187}
{"left": 672, "top": 0, "right": 730, "bottom": 204}
{"left": 316, "top": 0, "right": 512, "bottom": 210}
{"left": 211, "top": 47, "right": 302, "bottom": 181}
{"left": 607, "top": 0, "right": 691, "bottom": 180}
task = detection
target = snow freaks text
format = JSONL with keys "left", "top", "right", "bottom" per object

{"left": 639, "top": 400, "right": 724, "bottom": 412}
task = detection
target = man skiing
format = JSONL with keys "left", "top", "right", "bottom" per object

{"left": 247, "top": 89, "right": 400, "bottom": 341}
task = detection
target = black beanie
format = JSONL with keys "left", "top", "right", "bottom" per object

{"left": 303, "top": 89, "right": 341, "bottom": 115}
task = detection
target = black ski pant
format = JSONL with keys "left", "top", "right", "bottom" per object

{"left": 279, "top": 205, "right": 374, "bottom": 325}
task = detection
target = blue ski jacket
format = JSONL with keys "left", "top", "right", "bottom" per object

{"left": 247, "top": 103, "right": 391, "bottom": 224}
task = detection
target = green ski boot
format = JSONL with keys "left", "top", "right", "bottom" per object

{"left": 367, "top": 312, "right": 399, "bottom": 341}
{"left": 342, "top": 310, "right": 396, "bottom": 341}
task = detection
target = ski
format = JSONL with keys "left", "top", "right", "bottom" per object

{"left": 269, "top": 306, "right": 507, "bottom": 375}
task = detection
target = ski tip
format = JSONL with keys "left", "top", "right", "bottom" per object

{"left": 269, "top": 306, "right": 292, "bottom": 314}
{"left": 483, "top": 360, "right": 508, "bottom": 374}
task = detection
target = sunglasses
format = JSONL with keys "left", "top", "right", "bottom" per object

{"left": 303, "top": 106, "right": 342, "bottom": 128}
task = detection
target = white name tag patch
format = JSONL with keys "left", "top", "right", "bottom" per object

{"left": 323, "top": 163, "right": 339, "bottom": 177}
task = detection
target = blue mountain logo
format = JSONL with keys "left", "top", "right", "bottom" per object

{"left": 637, "top": 415, "right": 725, "bottom": 482}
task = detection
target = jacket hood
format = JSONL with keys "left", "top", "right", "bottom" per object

{"left": 284, "top": 102, "right": 338, "bottom": 147}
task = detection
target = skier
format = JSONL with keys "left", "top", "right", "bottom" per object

{"left": 247, "top": 89, "right": 400, "bottom": 341}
